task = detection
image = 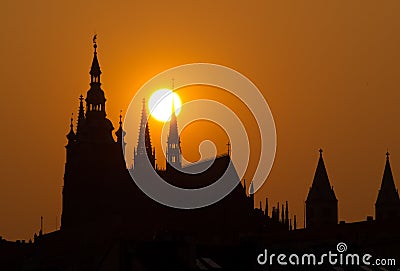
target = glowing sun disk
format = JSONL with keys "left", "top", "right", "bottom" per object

{"left": 148, "top": 88, "right": 182, "bottom": 122}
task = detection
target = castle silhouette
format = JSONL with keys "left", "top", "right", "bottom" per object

{"left": 1, "top": 39, "right": 400, "bottom": 270}
{"left": 61, "top": 40, "right": 290, "bottom": 241}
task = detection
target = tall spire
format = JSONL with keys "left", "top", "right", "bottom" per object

{"left": 375, "top": 151, "right": 400, "bottom": 221}
{"left": 305, "top": 149, "right": 338, "bottom": 228}
{"left": 166, "top": 81, "right": 182, "bottom": 170}
{"left": 86, "top": 35, "right": 106, "bottom": 116}
{"left": 90, "top": 34, "right": 101, "bottom": 83}
{"left": 76, "top": 94, "right": 85, "bottom": 138}
{"left": 134, "top": 99, "right": 156, "bottom": 170}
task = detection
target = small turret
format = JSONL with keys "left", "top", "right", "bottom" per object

{"left": 66, "top": 114, "right": 76, "bottom": 144}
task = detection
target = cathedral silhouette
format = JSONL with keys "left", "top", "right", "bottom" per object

{"left": 61, "top": 40, "right": 288, "bottom": 241}
{"left": 1, "top": 39, "right": 400, "bottom": 270}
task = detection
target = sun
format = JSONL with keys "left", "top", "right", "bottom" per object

{"left": 148, "top": 88, "right": 182, "bottom": 122}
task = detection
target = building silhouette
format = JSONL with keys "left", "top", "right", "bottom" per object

{"left": 61, "top": 39, "right": 139, "bottom": 232}
{"left": 60, "top": 39, "right": 284, "bottom": 243}
{"left": 166, "top": 97, "right": 182, "bottom": 170}
{"left": 305, "top": 149, "right": 338, "bottom": 228}
{"left": 375, "top": 151, "right": 400, "bottom": 221}
{"left": 133, "top": 99, "right": 156, "bottom": 170}
{"left": 3, "top": 38, "right": 400, "bottom": 270}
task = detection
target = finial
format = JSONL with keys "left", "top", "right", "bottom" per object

{"left": 227, "top": 141, "right": 231, "bottom": 156}
{"left": 386, "top": 149, "right": 390, "bottom": 160}
{"left": 119, "top": 110, "right": 123, "bottom": 125}
{"left": 319, "top": 148, "right": 323, "bottom": 157}
{"left": 79, "top": 94, "right": 84, "bottom": 101}
{"left": 93, "top": 34, "right": 97, "bottom": 52}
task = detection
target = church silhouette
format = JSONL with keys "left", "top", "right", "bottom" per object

{"left": 1, "top": 39, "right": 400, "bottom": 270}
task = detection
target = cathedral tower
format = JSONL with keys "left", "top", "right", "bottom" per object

{"left": 305, "top": 149, "right": 338, "bottom": 228}
{"left": 134, "top": 99, "right": 156, "bottom": 170}
{"left": 166, "top": 93, "right": 182, "bottom": 170}
{"left": 61, "top": 37, "right": 133, "bottom": 230}
{"left": 375, "top": 152, "right": 400, "bottom": 221}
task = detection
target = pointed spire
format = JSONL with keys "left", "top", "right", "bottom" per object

{"left": 76, "top": 95, "right": 85, "bottom": 138}
{"left": 85, "top": 35, "right": 106, "bottom": 117}
{"left": 265, "top": 197, "right": 269, "bottom": 217}
{"left": 259, "top": 201, "right": 262, "bottom": 210}
{"left": 167, "top": 81, "right": 182, "bottom": 169}
{"left": 306, "top": 149, "right": 338, "bottom": 228}
{"left": 294, "top": 215, "right": 297, "bottom": 230}
{"left": 281, "top": 204, "right": 284, "bottom": 223}
{"left": 90, "top": 34, "right": 101, "bottom": 82}
{"left": 376, "top": 151, "right": 400, "bottom": 209}
{"left": 134, "top": 98, "right": 156, "bottom": 169}
{"left": 306, "top": 148, "right": 337, "bottom": 203}
{"left": 243, "top": 179, "right": 246, "bottom": 192}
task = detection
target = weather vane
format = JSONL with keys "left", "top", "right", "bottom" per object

{"left": 93, "top": 34, "right": 97, "bottom": 45}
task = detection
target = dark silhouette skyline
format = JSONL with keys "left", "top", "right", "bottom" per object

{"left": 1, "top": 38, "right": 400, "bottom": 271}
{"left": 60, "top": 40, "right": 291, "bottom": 238}
{"left": 4, "top": 2, "right": 400, "bottom": 240}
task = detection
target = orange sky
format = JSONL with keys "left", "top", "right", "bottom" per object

{"left": 2, "top": 0, "right": 400, "bottom": 240}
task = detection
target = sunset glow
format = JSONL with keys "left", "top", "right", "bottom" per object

{"left": 148, "top": 89, "right": 182, "bottom": 122}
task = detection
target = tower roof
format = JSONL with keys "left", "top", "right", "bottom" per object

{"left": 90, "top": 35, "right": 101, "bottom": 78}
{"left": 115, "top": 110, "right": 126, "bottom": 142}
{"left": 376, "top": 152, "right": 400, "bottom": 205}
{"left": 136, "top": 99, "right": 153, "bottom": 154}
{"left": 86, "top": 36, "right": 106, "bottom": 106}
{"left": 168, "top": 91, "right": 179, "bottom": 143}
{"left": 66, "top": 114, "right": 76, "bottom": 142}
{"left": 306, "top": 149, "right": 337, "bottom": 203}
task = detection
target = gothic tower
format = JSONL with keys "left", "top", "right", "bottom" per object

{"left": 134, "top": 99, "right": 156, "bottom": 170}
{"left": 375, "top": 152, "right": 400, "bottom": 221}
{"left": 166, "top": 94, "right": 182, "bottom": 170}
{"left": 305, "top": 149, "right": 338, "bottom": 228}
{"left": 61, "top": 38, "right": 134, "bottom": 230}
